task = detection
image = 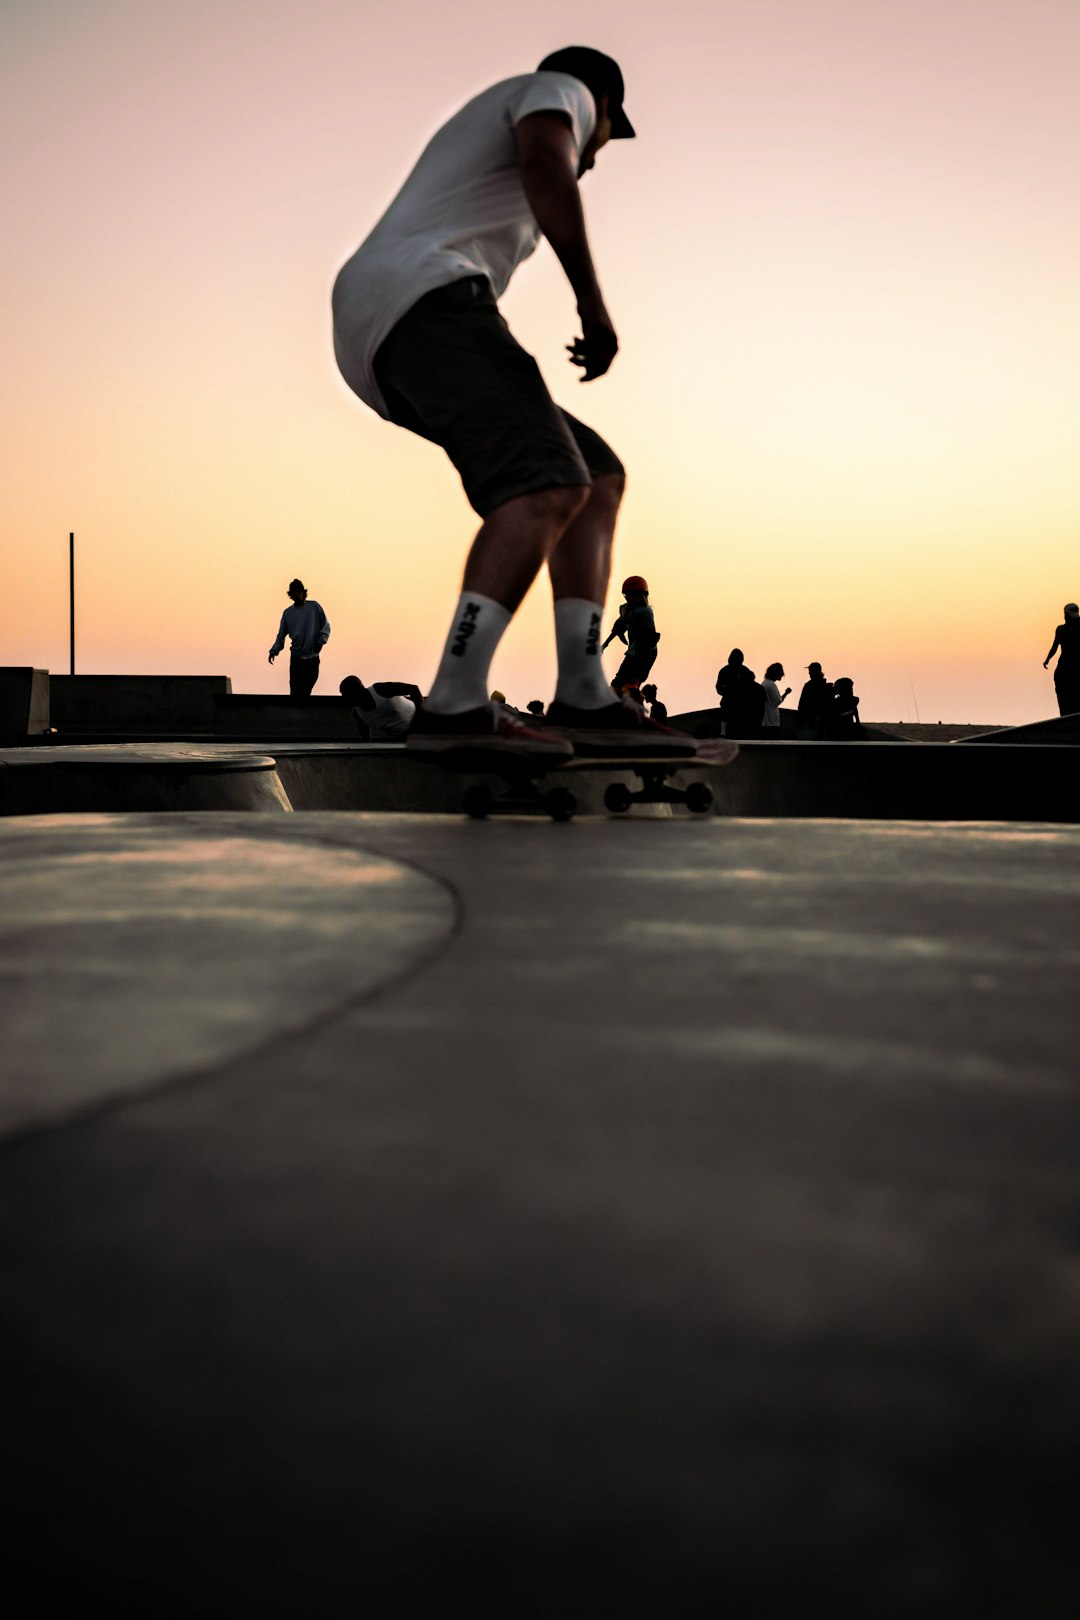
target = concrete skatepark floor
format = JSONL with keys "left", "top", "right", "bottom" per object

{"left": 1, "top": 812, "right": 1078, "bottom": 1615}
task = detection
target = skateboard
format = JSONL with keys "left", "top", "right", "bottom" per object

{"left": 426, "top": 741, "right": 738, "bottom": 821}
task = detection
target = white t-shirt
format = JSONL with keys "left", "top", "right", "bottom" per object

{"left": 354, "top": 691, "right": 416, "bottom": 741}
{"left": 332, "top": 72, "right": 596, "bottom": 417}
{"left": 762, "top": 679, "right": 783, "bottom": 728}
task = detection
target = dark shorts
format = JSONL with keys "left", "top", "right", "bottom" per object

{"left": 611, "top": 647, "right": 657, "bottom": 693}
{"left": 373, "top": 276, "right": 624, "bottom": 517}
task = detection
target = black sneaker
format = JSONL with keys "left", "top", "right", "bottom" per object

{"left": 545, "top": 698, "right": 697, "bottom": 758}
{"left": 406, "top": 702, "right": 573, "bottom": 764}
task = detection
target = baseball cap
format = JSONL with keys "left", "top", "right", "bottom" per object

{"left": 537, "top": 47, "right": 635, "bottom": 138}
{"left": 807, "top": 662, "right": 823, "bottom": 674}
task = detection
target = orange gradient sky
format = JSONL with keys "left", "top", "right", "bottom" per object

{"left": 3, "top": 0, "right": 1078, "bottom": 722}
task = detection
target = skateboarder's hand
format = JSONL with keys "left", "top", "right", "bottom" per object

{"left": 268, "top": 652, "right": 276, "bottom": 664}
{"left": 568, "top": 297, "right": 618, "bottom": 381}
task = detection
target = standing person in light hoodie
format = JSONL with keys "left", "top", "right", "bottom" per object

{"left": 268, "top": 579, "right": 331, "bottom": 697}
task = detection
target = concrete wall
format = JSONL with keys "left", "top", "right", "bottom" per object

{"left": 708, "top": 739, "right": 1080, "bottom": 821}
{"left": 50, "top": 675, "right": 232, "bottom": 735}
{"left": 215, "top": 696, "right": 358, "bottom": 740}
{"left": 0, "top": 668, "right": 49, "bottom": 740}
{"left": 271, "top": 746, "right": 649, "bottom": 816}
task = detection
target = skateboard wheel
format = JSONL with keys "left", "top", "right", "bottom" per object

{"left": 463, "top": 784, "right": 493, "bottom": 820}
{"left": 545, "top": 787, "right": 577, "bottom": 822}
{"left": 604, "top": 782, "right": 633, "bottom": 815}
{"left": 686, "top": 782, "right": 713, "bottom": 814}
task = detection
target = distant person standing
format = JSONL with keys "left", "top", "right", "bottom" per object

{"left": 715, "top": 648, "right": 753, "bottom": 737}
{"left": 603, "top": 575, "right": 661, "bottom": 696}
{"left": 1043, "top": 602, "right": 1080, "bottom": 716}
{"left": 642, "top": 683, "right": 667, "bottom": 723}
{"left": 761, "top": 662, "right": 791, "bottom": 736}
{"left": 268, "top": 579, "right": 331, "bottom": 697}
{"left": 827, "top": 676, "right": 863, "bottom": 739}
{"left": 797, "top": 662, "right": 832, "bottom": 740}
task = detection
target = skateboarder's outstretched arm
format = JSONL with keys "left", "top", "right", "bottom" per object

{"left": 516, "top": 112, "right": 617, "bottom": 382}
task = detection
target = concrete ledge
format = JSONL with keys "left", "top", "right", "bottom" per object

{"left": 0, "top": 667, "right": 49, "bottom": 741}
{"left": 50, "top": 675, "right": 231, "bottom": 735}
{"left": 957, "top": 712, "right": 1080, "bottom": 746}
{"left": 0, "top": 746, "right": 290, "bottom": 815}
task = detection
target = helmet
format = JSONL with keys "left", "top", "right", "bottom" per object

{"left": 621, "top": 575, "right": 649, "bottom": 594}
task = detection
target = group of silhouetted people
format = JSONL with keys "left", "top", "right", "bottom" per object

{"left": 715, "top": 651, "right": 862, "bottom": 741}
{"left": 269, "top": 570, "right": 1078, "bottom": 749}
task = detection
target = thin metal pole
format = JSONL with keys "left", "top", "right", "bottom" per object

{"left": 69, "top": 532, "right": 75, "bottom": 675}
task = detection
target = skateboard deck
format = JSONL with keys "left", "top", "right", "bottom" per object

{"left": 424, "top": 740, "right": 738, "bottom": 821}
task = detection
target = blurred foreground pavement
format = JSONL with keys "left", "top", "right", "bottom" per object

{"left": 1, "top": 812, "right": 1078, "bottom": 1617}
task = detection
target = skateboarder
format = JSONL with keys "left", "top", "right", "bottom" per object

{"left": 602, "top": 575, "right": 661, "bottom": 696}
{"left": 339, "top": 675, "right": 423, "bottom": 741}
{"left": 1043, "top": 602, "right": 1080, "bottom": 715}
{"left": 332, "top": 47, "right": 691, "bottom": 761}
{"left": 797, "top": 662, "right": 833, "bottom": 740}
{"left": 268, "top": 580, "right": 330, "bottom": 697}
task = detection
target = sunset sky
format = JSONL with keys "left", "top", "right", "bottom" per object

{"left": 4, "top": 0, "right": 1077, "bottom": 723}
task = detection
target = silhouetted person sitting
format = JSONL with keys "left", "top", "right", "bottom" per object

{"left": 826, "top": 676, "right": 863, "bottom": 739}
{"left": 339, "top": 675, "right": 422, "bottom": 741}
{"left": 761, "top": 662, "right": 791, "bottom": 736}
{"left": 797, "top": 662, "right": 832, "bottom": 740}
{"left": 526, "top": 699, "right": 547, "bottom": 722}
{"left": 1043, "top": 602, "right": 1080, "bottom": 716}
{"left": 268, "top": 579, "right": 330, "bottom": 697}
{"left": 715, "top": 648, "right": 759, "bottom": 737}
{"left": 642, "top": 683, "right": 667, "bottom": 723}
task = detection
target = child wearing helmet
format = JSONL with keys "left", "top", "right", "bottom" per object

{"left": 601, "top": 575, "right": 660, "bottom": 697}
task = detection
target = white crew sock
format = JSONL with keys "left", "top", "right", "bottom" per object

{"left": 553, "top": 597, "right": 616, "bottom": 709}
{"left": 426, "top": 591, "right": 513, "bottom": 715}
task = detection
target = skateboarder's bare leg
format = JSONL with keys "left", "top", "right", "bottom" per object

{"left": 426, "top": 483, "right": 590, "bottom": 715}
{"left": 548, "top": 473, "right": 625, "bottom": 604}
{"left": 549, "top": 473, "right": 626, "bottom": 709}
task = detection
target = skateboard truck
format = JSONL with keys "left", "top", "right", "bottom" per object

{"left": 462, "top": 776, "right": 577, "bottom": 822}
{"left": 458, "top": 757, "right": 723, "bottom": 821}
{"left": 602, "top": 773, "right": 713, "bottom": 816}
